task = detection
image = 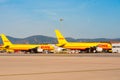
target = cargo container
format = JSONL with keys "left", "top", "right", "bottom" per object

{"left": 112, "top": 43, "right": 120, "bottom": 53}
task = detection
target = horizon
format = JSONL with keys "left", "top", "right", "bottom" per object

{"left": 0, "top": 34, "right": 120, "bottom": 45}
{"left": 4, "top": 34, "right": 120, "bottom": 39}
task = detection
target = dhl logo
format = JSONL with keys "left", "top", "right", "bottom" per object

{"left": 98, "top": 44, "right": 108, "bottom": 47}
{"left": 4, "top": 40, "right": 9, "bottom": 42}
{"left": 59, "top": 38, "right": 64, "bottom": 40}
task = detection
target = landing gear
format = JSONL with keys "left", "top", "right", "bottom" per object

{"left": 85, "top": 47, "right": 97, "bottom": 53}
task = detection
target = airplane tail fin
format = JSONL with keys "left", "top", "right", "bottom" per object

{"left": 55, "top": 30, "right": 68, "bottom": 44}
{"left": 0, "top": 34, "right": 12, "bottom": 46}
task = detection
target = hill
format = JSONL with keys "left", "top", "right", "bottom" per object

{"left": 0, "top": 35, "right": 57, "bottom": 44}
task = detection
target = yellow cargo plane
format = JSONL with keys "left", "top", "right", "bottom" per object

{"left": 0, "top": 34, "right": 54, "bottom": 53}
{"left": 55, "top": 30, "right": 112, "bottom": 53}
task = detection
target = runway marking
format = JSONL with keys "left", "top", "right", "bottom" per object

{"left": 0, "top": 68, "right": 120, "bottom": 77}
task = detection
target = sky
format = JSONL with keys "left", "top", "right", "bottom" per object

{"left": 0, "top": 0, "right": 120, "bottom": 39}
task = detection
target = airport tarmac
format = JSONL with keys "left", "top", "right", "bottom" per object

{"left": 0, "top": 53, "right": 120, "bottom": 80}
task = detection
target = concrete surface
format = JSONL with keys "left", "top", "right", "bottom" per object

{"left": 0, "top": 55, "right": 120, "bottom": 80}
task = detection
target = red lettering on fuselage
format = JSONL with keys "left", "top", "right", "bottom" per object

{"left": 98, "top": 44, "right": 108, "bottom": 47}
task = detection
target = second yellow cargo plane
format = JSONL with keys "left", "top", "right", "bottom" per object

{"left": 55, "top": 30, "right": 112, "bottom": 53}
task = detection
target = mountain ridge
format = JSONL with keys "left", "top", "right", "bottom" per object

{"left": 0, "top": 35, "right": 120, "bottom": 44}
